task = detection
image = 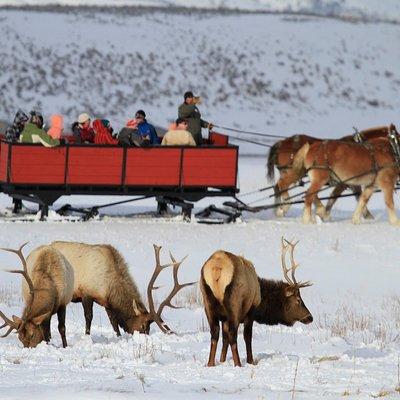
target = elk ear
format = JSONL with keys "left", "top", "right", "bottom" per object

{"left": 284, "top": 287, "right": 296, "bottom": 297}
{"left": 12, "top": 315, "right": 23, "bottom": 328}
{"left": 31, "top": 312, "right": 51, "bottom": 326}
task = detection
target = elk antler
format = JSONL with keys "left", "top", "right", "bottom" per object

{"left": 280, "top": 238, "right": 312, "bottom": 289}
{"left": 147, "top": 245, "right": 196, "bottom": 334}
{"left": 0, "top": 310, "right": 20, "bottom": 337}
{"left": 0, "top": 243, "right": 35, "bottom": 327}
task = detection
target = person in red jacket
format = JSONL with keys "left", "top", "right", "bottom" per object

{"left": 93, "top": 119, "right": 118, "bottom": 145}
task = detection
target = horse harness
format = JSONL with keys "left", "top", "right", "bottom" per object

{"left": 308, "top": 140, "right": 381, "bottom": 186}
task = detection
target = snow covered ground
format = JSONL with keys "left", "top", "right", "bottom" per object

{"left": 0, "top": 156, "right": 399, "bottom": 399}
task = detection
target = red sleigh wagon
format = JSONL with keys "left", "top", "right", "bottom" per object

{"left": 0, "top": 132, "right": 239, "bottom": 221}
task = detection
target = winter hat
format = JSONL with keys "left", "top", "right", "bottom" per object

{"left": 78, "top": 113, "right": 91, "bottom": 124}
{"left": 176, "top": 117, "right": 188, "bottom": 125}
{"left": 135, "top": 110, "right": 146, "bottom": 118}
{"left": 184, "top": 91, "right": 194, "bottom": 100}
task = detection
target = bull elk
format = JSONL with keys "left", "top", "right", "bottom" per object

{"left": 0, "top": 243, "right": 74, "bottom": 348}
{"left": 200, "top": 239, "right": 313, "bottom": 367}
{"left": 50, "top": 241, "right": 194, "bottom": 336}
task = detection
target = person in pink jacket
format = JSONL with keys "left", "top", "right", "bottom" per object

{"left": 48, "top": 114, "right": 64, "bottom": 139}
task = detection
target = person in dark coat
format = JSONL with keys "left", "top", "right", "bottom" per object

{"left": 121, "top": 110, "right": 159, "bottom": 147}
{"left": 178, "top": 91, "right": 213, "bottom": 145}
{"left": 5, "top": 109, "right": 29, "bottom": 142}
{"left": 135, "top": 110, "right": 159, "bottom": 145}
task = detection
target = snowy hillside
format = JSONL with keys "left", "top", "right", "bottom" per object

{"left": 0, "top": 7, "right": 399, "bottom": 144}
{"left": 2, "top": 0, "right": 400, "bottom": 23}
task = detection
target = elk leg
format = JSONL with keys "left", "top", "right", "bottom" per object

{"left": 207, "top": 315, "right": 220, "bottom": 367}
{"left": 243, "top": 317, "right": 254, "bottom": 364}
{"left": 106, "top": 308, "right": 121, "bottom": 337}
{"left": 351, "top": 185, "right": 374, "bottom": 220}
{"left": 227, "top": 319, "right": 241, "bottom": 367}
{"left": 57, "top": 305, "right": 67, "bottom": 348}
{"left": 220, "top": 321, "right": 229, "bottom": 363}
{"left": 82, "top": 296, "right": 94, "bottom": 335}
{"left": 42, "top": 317, "right": 51, "bottom": 342}
{"left": 352, "top": 185, "right": 374, "bottom": 224}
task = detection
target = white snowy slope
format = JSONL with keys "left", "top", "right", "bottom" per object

{"left": 1, "top": 0, "right": 400, "bottom": 23}
{"left": 0, "top": 7, "right": 399, "bottom": 156}
{"left": 0, "top": 157, "right": 399, "bottom": 400}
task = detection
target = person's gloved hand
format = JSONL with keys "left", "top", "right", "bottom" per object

{"left": 208, "top": 123, "right": 214, "bottom": 131}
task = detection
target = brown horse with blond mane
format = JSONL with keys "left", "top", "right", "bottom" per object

{"left": 293, "top": 126, "right": 400, "bottom": 224}
{"left": 267, "top": 126, "right": 391, "bottom": 218}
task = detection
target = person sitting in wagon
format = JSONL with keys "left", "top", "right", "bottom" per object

{"left": 121, "top": 109, "right": 159, "bottom": 146}
{"left": 93, "top": 119, "right": 118, "bottom": 145}
{"left": 48, "top": 114, "right": 64, "bottom": 139}
{"left": 71, "top": 112, "right": 95, "bottom": 144}
{"left": 19, "top": 111, "right": 61, "bottom": 147}
{"left": 5, "top": 109, "right": 29, "bottom": 142}
{"left": 161, "top": 117, "right": 196, "bottom": 146}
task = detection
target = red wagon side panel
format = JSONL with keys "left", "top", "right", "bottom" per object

{"left": 125, "top": 148, "right": 181, "bottom": 186}
{"left": 9, "top": 146, "right": 66, "bottom": 184}
{"left": 0, "top": 142, "right": 9, "bottom": 182}
{"left": 182, "top": 148, "right": 237, "bottom": 187}
{"left": 67, "top": 147, "right": 123, "bottom": 185}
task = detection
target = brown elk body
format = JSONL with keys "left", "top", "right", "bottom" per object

{"left": 200, "top": 240, "right": 312, "bottom": 367}
{"left": 50, "top": 241, "right": 194, "bottom": 336}
{"left": 0, "top": 244, "right": 74, "bottom": 348}
{"left": 299, "top": 135, "right": 400, "bottom": 224}
{"left": 50, "top": 241, "right": 152, "bottom": 335}
{"left": 267, "top": 127, "right": 390, "bottom": 218}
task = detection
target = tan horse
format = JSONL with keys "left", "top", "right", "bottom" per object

{"left": 298, "top": 136, "right": 399, "bottom": 224}
{"left": 267, "top": 126, "right": 391, "bottom": 218}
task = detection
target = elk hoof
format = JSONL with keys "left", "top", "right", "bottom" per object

{"left": 352, "top": 217, "right": 362, "bottom": 225}
{"left": 275, "top": 207, "right": 286, "bottom": 218}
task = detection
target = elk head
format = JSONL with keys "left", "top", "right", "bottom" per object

{"left": 0, "top": 243, "right": 48, "bottom": 348}
{"left": 145, "top": 244, "right": 196, "bottom": 334}
{"left": 280, "top": 238, "right": 313, "bottom": 326}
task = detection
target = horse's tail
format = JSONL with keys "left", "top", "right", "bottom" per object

{"left": 292, "top": 142, "right": 310, "bottom": 177}
{"left": 266, "top": 141, "right": 280, "bottom": 182}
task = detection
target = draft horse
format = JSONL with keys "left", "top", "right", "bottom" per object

{"left": 267, "top": 126, "right": 391, "bottom": 218}
{"left": 299, "top": 134, "right": 400, "bottom": 224}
